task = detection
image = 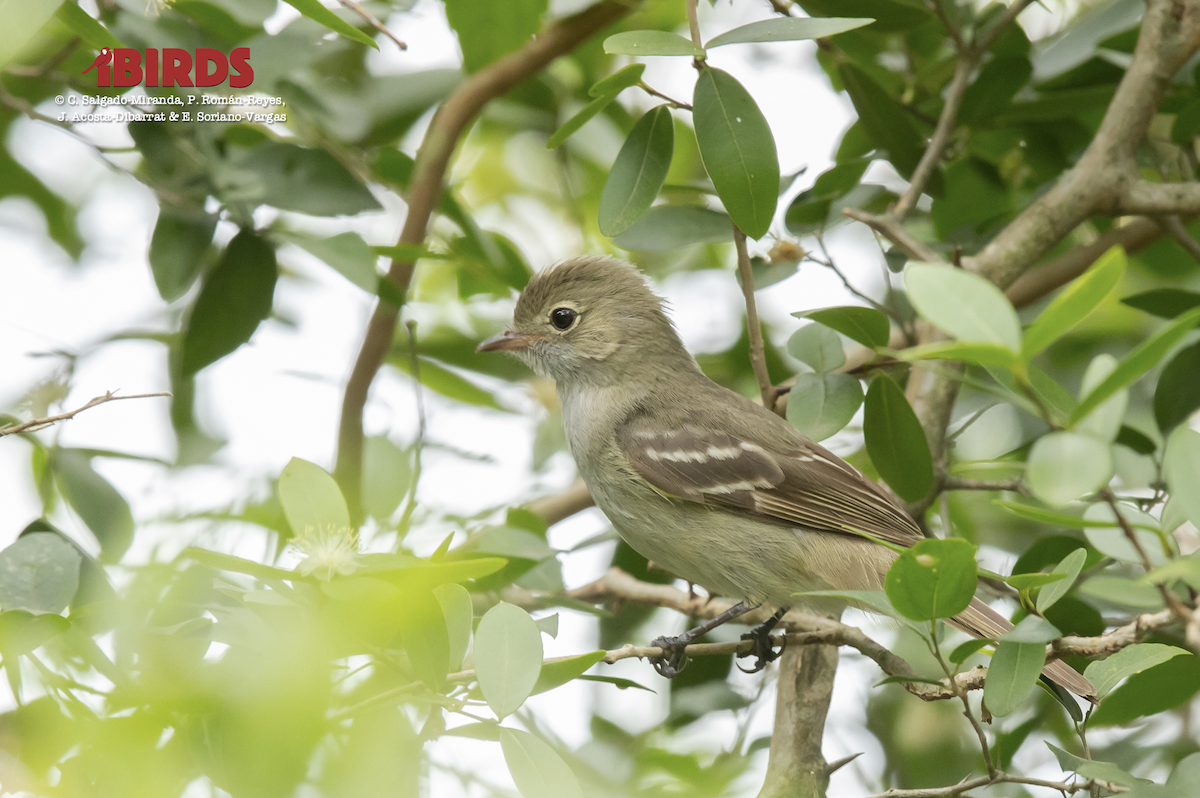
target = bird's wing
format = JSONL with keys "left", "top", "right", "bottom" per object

{"left": 617, "top": 417, "right": 923, "bottom": 549}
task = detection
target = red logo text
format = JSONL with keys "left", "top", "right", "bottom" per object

{"left": 85, "top": 48, "right": 253, "bottom": 88}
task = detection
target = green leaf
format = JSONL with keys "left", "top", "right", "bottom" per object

{"left": 705, "top": 16, "right": 873, "bottom": 47}
{"left": 1047, "top": 744, "right": 1149, "bottom": 789}
{"left": 884, "top": 538, "right": 977, "bottom": 621}
{"left": 984, "top": 641, "right": 1045, "bottom": 716}
{"left": 998, "top": 615, "right": 1060, "bottom": 643}
{"left": 897, "top": 341, "right": 1020, "bottom": 369}
{"left": 577, "top": 674, "right": 654, "bottom": 691}
{"left": 232, "top": 142, "right": 382, "bottom": 216}
{"left": 0, "top": 534, "right": 81, "bottom": 614}
{"left": 533, "top": 613, "right": 558, "bottom": 638}
{"left": 603, "top": 30, "right": 704, "bottom": 57}
{"left": 1164, "top": 427, "right": 1200, "bottom": 532}
{"left": 1154, "top": 341, "right": 1200, "bottom": 432}
{"left": 589, "top": 64, "right": 645, "bottom": 97}
{"left": 444, "top": 0, "right": 545, "bottom": 71}
{"left": 181, "top": 229, "right": 278, "bottom": 374}
{"left": 361, "top": 436, "right": 411, "bottom": 521}
{"left": 546, "top": 93, "right": 618, "bottom": 149}
{"left": 599, "top": 106, "right": 675, "bottom": 237}
{"left": 474, "top": 602, "right": 543, "bottom": 718}
{"left": 1116, "top": 425, "right": 1157, "bottom": 455}
{"left": 692, "top": 67, "right": 779, "bottom": 239}
{"left": 1036, "top": 548, "right": 1088, "bottom": 614}
{"left": 55, "top": 2, "right": 122, "bottom": 49}
{"left": 1083, "top": 502, "right": 1166, "bottom": 565}
{"left": 996, "top": 500, "right": 1116, "bottom": 529}
{"left": 433, "top": 583, "right": 473, "bottom": 672}
{"left": 275, "top": 230, "right": 377, "bottom": 294}
{"left": 1021, "top": 246, "right": 1125, "bottom": 360}
{"left": 838, "top": 63, "right": 924, "bottom": 178}
{"left": 1070, "top": 307, "right": 1200, "bottom": 425}
{"left": 1143, "top": 553, "right": 1200, "bottom": 590}
{"left": 54, "top": 450, "right": 134, "bottom": 563}
{"left": 1075, "top": 354, "right": 1128, "bottom": 443}
{"left": 1077, "top": 575, "right": 1163, "bottom": 610}
{"left": 1025, "top": 432, "right": 1112, "bottom": 507}
{"left": 277, "top": 457, "right": 350, "bottom": 535}
{"left": 0, "top": 0, "right": 65, "bottom": 70}
{"left": 612, "top": 205, "right": 733, "bottom": 251}
{"left": 532, "top": 650, "right": 605, "bottom": 695}
{"left": 0, "top": 611, "right": 70, "bottom": 656}
{"left": 1121, "top": 288, "right": 1200, "bottom": 318}
{"left": 1084, "top": 643, "right": 1191, "bottom": 699}
{"left": 796, "top": 306, "right": 890, "bottom": 348}
{"left": 958, "top": 56, "right": 1031, "bottom": 125}
{"left": 149, "top": 208, "right": 216, "bottom": 302}
{"left": 949, "top": 638, "right": 992, "bottom": 664}
{"left": 785, "top": 372, "right": 864, "bottom": 442}
{"left": 1091, "top": 654, "right": 1200, "bottom": 726}
{"left": 863, "top": 374, "right": 933, "bottom": 502}
{"left": 398, "top": 587, "right": 450, "bottom": 687}
{"left": 1004, "top": 573, "right": 1065, "bottom": 591}
{"left": 787, "top": 324, "right": 845, "bottom": 372}
{"left": 500, "top": 728, "right": 584, "bottom": 798}
{"left": 904, "top": 263, "right": 1021, "bottom": 350}
{"left": 282, "top": 0, "right": 378, "bottom": 49}
{"left": 390, "top": 355, "right": 505, "bottom": 411}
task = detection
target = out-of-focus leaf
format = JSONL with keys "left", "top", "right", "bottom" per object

{"left": 1021, "top": 246, "right": 1125, "bottom": 360}
{"left": 796, "top": 306, "right": 890, "bottom": 348}
{"left": 181, "top": 229, "right": 278, "bottom": 374}
{"left": 1116, "top": 425, "right": 1156, "bottom": 455}
{"left": 465, "top": 527, "right": 554, "bottom": 561}
{"left": 1154, "top": 341, "right": 1200, "bottom": 432}
{"left": 1085, "top": 643, "right": 1191, "bottom": 699}
{"left": 905, "top": 263, "right": 1020, "bottom": 350}
{"left": 54, "top": 450, "right": 134, "bottom": 563}
{"left": 0, "top": 611, "right": 70, "bottom": 656}
{"left": 578, "top": 674, "right": 654, "bottom": 691}
{"left": 282, "top": 0, "right": 377, "bottom": 49}
{"left": 500, "top": 728, "right": 584, "bottom": 798}
{"left": 0, "top": 0, "right": 65, "bottom": 69}
{"left": 785, "top": 372, "right": 863, "bottom": 442}
{"left": 599, "top": 106, "right": 674, "bottom": 237}
{"left": 1025, "top": 432, "right": 1112, "bottom": 507}
{"left": 1075, "top": 354, "right": 1128, "bottom": 443}
{"left": 0, "top": 534, "right": 81, "bottom": 614}
{"left": 1083, "top": 502, "right": 1167, "bottom": 566}
{"left": 693, "top": 67, "right": 779, "bottom": 239}
{"left": 1077, "top": 574, "right": 1163, "bottom": 610}
{"left": 444, "top": 0, "right": 545, "bottom": 71}
{"left": 533, "top": 613, "right": 558, "bottom": 638}
{"left": 278, "top": 457, "right": 350, "bottom": 535}
{"left": 931, "top": 158, "right": 1012, "bottom": 237}
{"left": 706, "top": 16, "right": 873, "bottom": 47}
{"left": 433, "top": 583, "right": 473, "bottom": 672}
{"left": 546, "top": 93, "right": 618, "bottom": 149}
{"left": 1036, "top": 548, "right": 1088, "bottom": 613}
{"left": 589, "top": 64, "right": 645, "bottom": 97}
{"left": 55, "top": 2, "right": 122, "bottom": 49}
{"left": 532, "top": 650, "right": 605, "bottom": 695}
{"left": 898, "top": 341, "right": 1020, "bottom": 369}
{"left": 275, "top": 230, "right": 377, "bottom": 293}
{"left": 397, "top": 587, "right": 450, "bottom": 687}
{"left": 984, "top": 641, "right": 1044, "bottom": 716}
{"left": 1091, "top": 654, "right": 1200, "bottom": 725}
{"left": 1164, "top": 427, "right": 1200, "bottom": 532}
{"left": 391, "top": 355, "right": 505, "bottom": 411}
{"left": 1004, "top": 573, "right": 1065, "bottom": 591}
{"left": 1047, "top": 744, "right": 1149, "bottom": 788}
{"left": 613, "top": 205, "right": 733, "bottom": 251}
{"left": 787, "top": 323, "right": 845, "bottom": 372}
{"left": 998, "top": 615, "right": 1060, "bottom": 643}
{"left": 474, "top": 602, "right": 543, "bottom": 718}
{"left": 232, "top": 142, "right": 382, "bottom": 216}
{"left": 603, "top": 30, "right": 704, "bottom": 57}
{"left": 838, "top": 63, "right": 924, "bottom": 178}
{"left": 361, "top": 436, "right": 410, "bottom": 521}
{"left": 959, "top": 56, "right": 1031, "bottom": 124}
{"left": 884, "top": 538, "right": 977, "bottom": 621}
{"left": 863, "top": 374, "right": 933, "bottom": 502}
{"left": 149, "top": 208, "right": 216, "bottom": 302}
{"left": 1121, "top": 288, "right": 1200, "bottom": 318}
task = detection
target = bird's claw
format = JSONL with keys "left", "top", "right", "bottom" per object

{"left": 649, "top": 634, "right": 691, "bottom": 678}
{"left": 736, "top": 627, "right": 784, "bottom": 674}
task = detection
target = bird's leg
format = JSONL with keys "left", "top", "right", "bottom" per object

{"left": 736, "top": 606, "right": 788, "bottom": 674}
{"left": 649, "top": 601, "right": 753, "bottom": 678}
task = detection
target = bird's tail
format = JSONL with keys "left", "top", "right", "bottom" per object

{"left": 949, "top": 596, "right": 1098, "bottom": 704}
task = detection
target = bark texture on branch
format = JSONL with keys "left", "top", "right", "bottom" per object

{"left": 757, "top": 644, "right": 839, "bottom": 798}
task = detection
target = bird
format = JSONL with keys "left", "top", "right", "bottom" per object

{"left": 476, "top": 255, "right": 1097, "bottom": 703}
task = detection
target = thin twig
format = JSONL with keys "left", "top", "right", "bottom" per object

{"left": 0, "top": 391, "right": 172, "bottom": 438}
{"left": 637, "top": 81, "right": 692, "bottom": 110}
{"left": 1154, "top": 215, "right": 1200, "bottom": 264}
{"left": 973, "top": 0, "right": 1039, "bottom": 53}
{"left": 812, "top": 233, "right": 895, "bottom": 317}
{"left": 733, "top": 226, "right": 778, "bottom": 413}
{"left": 337, "top": 0, "right": 407, "bottom": 49}
{"left": 397, "top": 321, "right": 425, "bottom": 537}
{"left": 685, "top": 0, "right": 703, "bottom": 52}
{"left": 842, "top": 208, "right": 942, "bottom": 263}
{"left": 893, "top": 58, "right": 973, "bottom": 219}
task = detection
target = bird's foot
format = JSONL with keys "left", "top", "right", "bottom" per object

{"left": 649, "top": 633, "right": 693, "bottom": 678}
{"left": 736, "top": 615, "right": 786, "bottom": 674}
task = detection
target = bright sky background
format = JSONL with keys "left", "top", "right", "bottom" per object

{"left": 0, "top": 1, "right": 1109, "bottom": 796}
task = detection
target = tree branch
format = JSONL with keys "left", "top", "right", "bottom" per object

{"left": 1153, "top": 214, "right": 1200, "bottom": 263}
{"left": 842, "top": 208, "right": 943, "bottom": 263}
{"left": 333, "top": 0, "right": 633, "bottom": 510}
{"left": 0, "top": 391, "right": 172, "bottom": 438}
{"left": 527, "top": 479, "right": 594, "bottom": 526}
{"left": 734, "top": 226, "right": 778, "bottom": 412}
{"left": 893, "top": 57, "right": 973, "bottom": 220}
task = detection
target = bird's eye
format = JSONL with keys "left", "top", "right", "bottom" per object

{"left": 550, "top": 307, "right": 578, "bottom": 331}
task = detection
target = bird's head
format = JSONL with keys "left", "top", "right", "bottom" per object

{"left": 476, "top": 256, "right": 691, "bottom": 385}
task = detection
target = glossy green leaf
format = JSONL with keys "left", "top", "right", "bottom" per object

{"left": 613, "top": 205, "right": 733, "bottom": 251}
{"left": 1075, "top": 354, "right": 1127, "bottom": 443}
{"left": 546, "top": 93, "right": 618, "bottom": 149}
{"left": 361, "top": 436, "right": 411, "bottom": 521}
{"left": 55, "top": 450, "right": 134, "bottom": 563}
{"left": 1121, "top": 287, "right": 1200, "bottom": 318}
{"left": 1154, "top": 341, "right": 1200, "bottom": 432}
{"left": 181, "top": 229, "right": 278, "bottom": 374}
{"left": 599, "top": 106, "right": 674, "bottom": 237}
{"left": 500, "top": 728, "right": 584, "bottom": 798}
{"left": 276, "top": 230, "right": 377, "bottom": 293}
{"left": 532, "top": 650, "right": 605, "bottom": 695}
{"left": 984, "top": 641, "right": 1045, "bottom": 716}
{"left": 149, "top": 208, "right": 215, "bottom": 302}
{"left": 705, "top": 16, "right": 872, "bottom": 48}
{"left": 55, "top": 2, "right": 122, "bottom": 49}
{"left": 0, "top": 0, "right": 65, "bottom": 70}
{"left": 603, "top": 30, "right": 704, "bottom": 57}
{"left": 433, "top": 583, "right": 473, "bottom": 672}
{"left": 1025, "top": 432, "right": 1112, "bottom": 507}
{"left": 444, "top": 0, "right": 545, "bottom": 71}
{"left": 1164, "top": 427, "right": 1200, "bottom": 531}
{"left": 1036, "top": 548, "right": 1088, "bottom": 614}
{"left": 1070, "top": 307, "right": 1200, "bottom": 425}
{"left": 0, "top": 533, "right": 81, "bottom": 614}
{"left": 785, "top": 372, "right": 863, "bottom": 442}
{"left": 863, "top": 374, "right": 933, "bottom": 502}
{"left": 838, "top": 63, "right": 924, "bottom": 178}
{"left": 693, "top": 67, "right": 779, "bottom": 239}
{"left": 1085, "top": 643, "right": 1190, "bottom": 699}
{"left": 905, "top": 263, "right": 1021, "bottom": 350}
{"left": 883, "top": 538, "right": 977, "bottom": 622}
{"left": 1021, "top": 245, "right": 1125, "bottom": 360}
{"left": 474, "top": 602, "right": 543, "bottom": 718}
{"left": 589, "top": 64, "right": 645, "bottom": 97}
{"left": 278, "top": 457, "right": 350, "bottom": 535}
{"left": 998, "top": 615, "right": 1060, "bottom": 643}
{"left": 796, "top": 306, "right": 890, "bottom": 348}
{"left": 787, "top": 324, "right": 845, "bottom": 372}
{"left": 283, "top": 0, "right": 377, "bottom": 48}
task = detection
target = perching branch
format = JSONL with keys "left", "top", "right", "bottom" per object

{"left": 333, "top": 0, "right": 634, "bottom": 511}
{"left": 734, "top": 226, "right": 778, "bottom": 413}
{"left": 0, "top": 391, "right": 172, "bottom": 438}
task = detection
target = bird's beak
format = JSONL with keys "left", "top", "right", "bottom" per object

{"left": 476, "top": 330, "right": 536, "bottom": 353}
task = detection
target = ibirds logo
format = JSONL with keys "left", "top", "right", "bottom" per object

{"left": 82, "top": 47, "right": 253, "bottom": 88}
